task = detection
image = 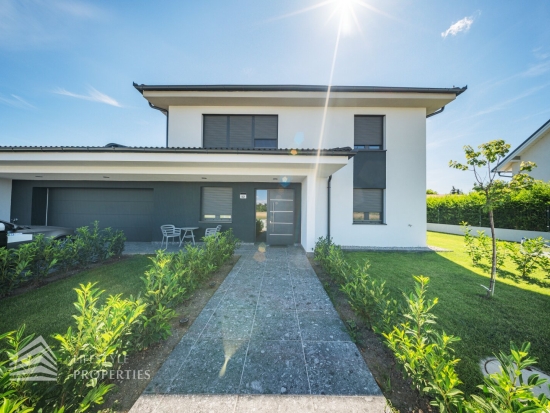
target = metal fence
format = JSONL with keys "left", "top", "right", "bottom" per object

{"left": 427, "top": 205, "right": 550, "bottom": 232}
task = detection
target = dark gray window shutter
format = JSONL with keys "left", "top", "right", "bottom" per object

{"left": 203, "top": 115, "right": 228, "bottom": 148}
{"left": 229, "top": 116, "right": 253, "bottom": 148}
{"left": 353, "top": 189, "right": 383, "bottom": 222}
{"left": 202, "top": 187, "right": 232, "bottom": 221}
{"left": 254, "top": 116, "right": 278, "bottom": 140}
{"left": 354, "top": 116, "right": 383, "bottom": 146}
{"left": 353, "top": 151, "right": 386, "bottom": 189}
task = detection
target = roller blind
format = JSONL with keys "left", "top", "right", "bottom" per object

{"left": 203, "top": 115, "right": 277, "bottom": 148}
{"left": 203, "top": 116, "right": 228, "bottom": 148}
{"left": 229, "top": 116, "right": 253, "bottom": 148}
{"left": 202, "top": 187, "right": 232, "bottom": 222}
{"left": 254, "top": 116, "right": 278, "bottom": 140}
{"left": 353, "top": 189, "right": 383, "bottom": 223}
{"left": 354, "top": 116, "right": 384, "bottom": 147}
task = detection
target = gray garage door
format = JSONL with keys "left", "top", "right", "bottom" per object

{"left": 47, "top": 188, "right": 154, "bottom": 242}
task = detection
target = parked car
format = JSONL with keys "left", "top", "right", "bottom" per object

{"left": 0, "top": 220, "right": 74, "bottom": 248}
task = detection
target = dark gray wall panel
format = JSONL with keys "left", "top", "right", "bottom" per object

{"left": 353, "top": 151, "right": 386, "bottom": 189}
{"left": 10, "top": 181, "right": 301, "bottom": 244}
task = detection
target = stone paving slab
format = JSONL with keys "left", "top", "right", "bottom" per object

{"left": 130, "top": 245, "right": 384, "bottom": 412}
{"left": 130, "top": 394, "right": 386, "bottom": 412}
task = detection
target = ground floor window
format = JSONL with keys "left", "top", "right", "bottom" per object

{"left": 353, "top": 188, "right": 383, "bottom": 223}
{"left": 202, "top": 187, "right": 232, "bottom": 222}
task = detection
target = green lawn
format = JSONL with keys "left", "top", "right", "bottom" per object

{"left": 0, "top": 256, "right": 150, "bottom": 341}
{"left": 345, "top": 231, "right": 550, "bottom": 395}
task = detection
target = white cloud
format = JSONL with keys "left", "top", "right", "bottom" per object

{"left": 53, "top": 87, "right": 121, "bottom": 107}
{"left": 521, "top": 61, "right": 550, "bottom": 77}
{"left": 441, "top": 16, "right": 474, "bottom": 38}
{"left": 0, "top": 94, "right": 35, "bottom": 109}
{"left": 0, "top": 0, "right": 106, "bottom": 49}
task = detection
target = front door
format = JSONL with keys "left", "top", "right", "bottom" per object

{"left": 266, "top": 188, "right": 294, "bottom": 245}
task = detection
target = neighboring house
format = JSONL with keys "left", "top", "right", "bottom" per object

{"left": 494, "top": 118, "right": 550, "bottom": 181}
{"left": 0, "top": 84, "right": 465, "bottom": 250}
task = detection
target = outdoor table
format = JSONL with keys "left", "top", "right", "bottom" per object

{"left": 177, "top": 227, "right": 198, "bottom": 246}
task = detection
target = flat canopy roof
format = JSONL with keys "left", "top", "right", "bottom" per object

{"left": 133, "top": 83, "right": 467, "bottom": 115}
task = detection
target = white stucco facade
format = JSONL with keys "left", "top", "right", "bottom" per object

{"left": 166, "top": 104, "right": 429, "bottom": 250}
{"left": 1, "top": 85, "right": 464, "bottom": 250}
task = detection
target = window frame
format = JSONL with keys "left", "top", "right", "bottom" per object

{"left": 353, "top": 115, "right": 386, "bottom": 224}
{"left": 352, "top": 188, "right": 385, "bottom": 225}
{"left": 200, "top": 187, "right": 233, "bottom": 223}
{"left": 353, "top": 115, "right": 385, "bottom": 151}
{"left": 202, "top": 114, "right": 278, "bottom": 149}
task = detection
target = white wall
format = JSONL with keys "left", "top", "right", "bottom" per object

{"left": 428, "top": 223, "right": 550, "bottom": 243}
{"left": 168, "top": 105, "right": 428, "bottom": 249}
{"left": 328, "top": 108, "right": 427, "bottom": 247}
{"left": 0, "top": 178, "right": 12, "bottom": 221}
{"left": 168, "top": 106, "right": 355, "bottom": 149}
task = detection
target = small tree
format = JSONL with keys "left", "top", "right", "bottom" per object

{"left": 450, "top": 140, "right": 536, "bottom": 297}
{"left": 426, "top": 189, "right": 438, "bottom": 195}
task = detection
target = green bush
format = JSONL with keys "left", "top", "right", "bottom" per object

{"left": 314, "top": 238, "right": 550, "bottom": 412}
{"left": 506, "top": 237, "right": 549, "bottom": 278}
{"left": 427, "top": 182, "right": 550, "bottom": 231}
{"left": 0, "top": 222, "right": 126, "bottom": 297}
{"left": 136, "top": 229, "right": 240, "bottom": 349}
{"left": 0, "top": 284, "right": 145, "bottom": 413}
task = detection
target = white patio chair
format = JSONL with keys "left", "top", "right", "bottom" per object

{"left": 205, "top": 227, "right": 218, "bottom": 237}
{"left": 160, "top": 225, "right": 181, "bottom": 248}
{"left": 215, "top": 225, "right": 222, "bottom": 233}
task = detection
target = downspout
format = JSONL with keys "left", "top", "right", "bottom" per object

{"left": 148, "top": 102, "right": 169, "bottom": 148}
{"left": 327, "top": 175, "right": 332, "bottom": 240}
{"left": 426, "top": 106, "right": 445, "bottom": 118}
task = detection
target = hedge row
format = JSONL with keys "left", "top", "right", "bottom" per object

{"left": 0, "top": 222, "right": 125, "bottom": 297}
{"left": 427, "top": 182, "right": 550, "bottom": 231}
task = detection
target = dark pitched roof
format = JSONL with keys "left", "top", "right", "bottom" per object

{"left": 133, "top": 83, "right": 467, "bottom": 96}
{"left": 0, "top": 146, "right": 355, "bottom": 157}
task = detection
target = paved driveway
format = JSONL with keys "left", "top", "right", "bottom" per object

{"left": 130, "top": 245, "right": 384, "bottom": 412}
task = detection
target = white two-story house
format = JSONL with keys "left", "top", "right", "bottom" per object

{"left": 0, "top": 84, "right": 465, "bottom": 250}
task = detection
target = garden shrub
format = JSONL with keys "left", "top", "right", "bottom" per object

{"left": 0, "top": 222, "right": 126, "bottom": 297}
{"left": 383, "top": 276, "right": 463, "bottom": 413}
{"left": 0, "top": 231, "right": 240, "bottom": 412}
{"left": 136, "top": 229, "right": 240, "bottom": 349}
{"left": 461, "top": 223, "right": 507, "bottom": 272}
{"left": 506, "top": 236, "right": 549, "bottom": 278}
{"left": 0, "top": 284, "right": 145, "bottom": 413}
{"left": 314, "top": 238, "right": 550, "bottom": 412}
{"left": 427, "top": 181, "right": 550, "bottom": 231}
{"left": 465, "top": 342, "right": 550, "bottom": 412}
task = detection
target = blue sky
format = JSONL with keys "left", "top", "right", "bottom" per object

{"left": 0, "top": 0, "right": 549, "bottom": 193}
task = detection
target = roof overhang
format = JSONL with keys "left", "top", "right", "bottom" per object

{"left": 133, "top": 84, "right": 467, "bottom": 116}
{"left": 494, "top": 118, "right": 550, "bottom": 172}
{"left": 0, "top": 147, "right": 353, "bottom": 182}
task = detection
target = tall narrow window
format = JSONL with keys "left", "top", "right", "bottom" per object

{"left": 203, "top": 115, "right": 278, "bottom": 148}
{"left": 202, "top": 187, "right": 232, "bottom": 222}
{"left": 353, "top": 115, "right": 385, "bottom": 223}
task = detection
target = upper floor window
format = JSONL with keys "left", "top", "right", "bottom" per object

{"left": 203, "top": 115, "right": 278, "bottom": 149}
{"left": 354, "top": 115, "right": 384, "bottom": 150}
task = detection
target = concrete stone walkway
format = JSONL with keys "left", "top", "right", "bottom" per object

{"left": 129, "top": 245, "right": 385, "bottom": 412}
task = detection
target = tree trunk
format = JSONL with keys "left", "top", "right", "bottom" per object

{"left": 487, "top": 208, "right": 497, "bottom": 297}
